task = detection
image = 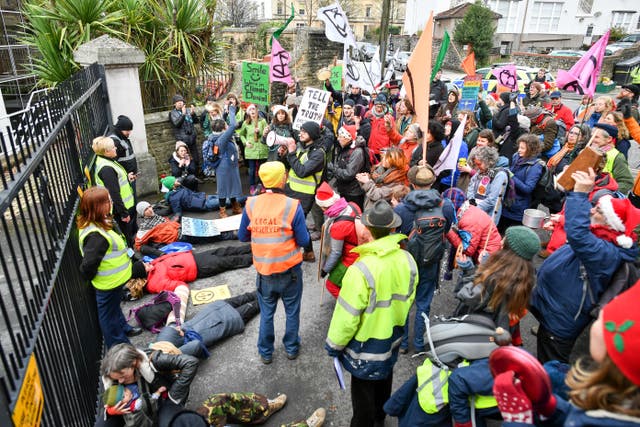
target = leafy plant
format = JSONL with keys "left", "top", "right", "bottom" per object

{"left": 453, "top": 0, "right": 496, "bottom": 66}
{"left": 608, "top": 26, "right": 628, "bottom": 43}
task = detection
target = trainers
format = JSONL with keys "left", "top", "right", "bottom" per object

{"left": 303, "top": 251, "right": 316, "bottom": 262}
{"left": 399, "top": 347, "right": 408, "bottom": 354}
{"left": 260, "top": 355, "right": 272, "bottom": 365}
{"left": 267, "top": 394, "right": 287, "bottom": 413}
{"left": 306, "top": 408, "right": 326, "bottom": 427}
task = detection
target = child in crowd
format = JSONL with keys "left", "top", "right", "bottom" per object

{"left": 455, "top": 226, "right": 540, "bottom": 346}
{"left": 103, "top": 384, "right": 166, "bottom": 420}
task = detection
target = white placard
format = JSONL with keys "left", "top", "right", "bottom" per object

{"left": 292, "top": 87, "right": 331, "bottom": 130}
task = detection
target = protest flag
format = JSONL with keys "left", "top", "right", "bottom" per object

{"left": 402, "top": 11, "right": 433, "bottom": 141}
{"left": 492, "top": 64, "right": 518, "bottom": 91}
{"left": 556, "top": 30, "right": 610, "bottom": 96}
{"left": 434, "top": 115, "right": 467, "bottom": 176}
{"left": 317, "top": 2, "right": 357, "bottom": 48}
{"left": 431, "top": 31, "right": 450, "bottom": 81}
{"left": 269, "top": 37, "right": 292, "bottom": 84}
{"left": 461, "top": 46, "right": 476, "bottom": 77}
{"left": 271, "top": 3, "right": 295, "bottom": 44}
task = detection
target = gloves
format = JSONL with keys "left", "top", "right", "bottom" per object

{"left": 456, "top": 256, "right": 474, "bottom": 271}
{"left": 620, "top": 100, "right": 632, "bottom": 119}
{"left": 325, "top": 343, "right": 341, "bottom": 358}
{"left": 493, "top": 371, "right": 534, "bottom": 424}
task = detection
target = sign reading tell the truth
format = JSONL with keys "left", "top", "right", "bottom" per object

{"left": 292, "top": 87, "right": 331, "bottom": 130}
{"left": 242, "top": 61, "right": 270, "bottom": 106}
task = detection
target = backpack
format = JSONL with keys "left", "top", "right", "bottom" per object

{"left": 496, "top": 168, "right": 517, "bottom": 208}
{"left": 334, "top": 202, "right": 374, "bottom": 245}
{"left": 529, "top": 159, "right": 554, "bottom": 204}
{"left": 555, "top": 119, "right": 567, "bottom": 142}
{"left": 128, "top": 291, "right": 182, "bottom": 333}
{"left": 589, "top": 261, "right": 640, "bottom": 318}
{"left": 407, "top": 196, "right": 447, "bottom": 265}
{"left": 202, "top": 135, "right": 221, "bottom": 174}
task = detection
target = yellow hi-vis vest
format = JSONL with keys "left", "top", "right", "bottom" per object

{"left": 287, "top": 146, "right": 324, "bottom": 195}
{"left": 603, "top": 147, "right": 621, "bottom": 177}
{"left": 416, "top": 359, "right": 497, "bottom": 414}
{"left": 94, "top": 156, "right": 134, "bottom": 209}
{"left": 79, "top": 225, "right": 132, "bottom": 290}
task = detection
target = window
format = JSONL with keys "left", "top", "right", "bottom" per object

{"left": 296, "top": 23, "right": 305, "bottom": 28}
{"left": 486, "top": 0, "right": 520, "bottom": 33}
{"left": 366, "top": 6, "right": 372, "bottom": 18}
{"left": 528, "top": 1, "right": 563, "bottom": 33}
{"left": 277, "top": 2, "right": 283, "bottom": 15}
{"left": 299, "top": 8, "right": 305, "bottom": 15}
{"left": 577, "top": 0, "right": 593, "bottom": 14}
{"left": 612, "top": 11, "right": 636, "bottom": 32}
{"left": 586, "top": 24, "right": 594, "bottom": 36}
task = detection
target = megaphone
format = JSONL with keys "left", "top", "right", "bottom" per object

{"left": 266, "top": 131, "right": 294, "bottom": 147}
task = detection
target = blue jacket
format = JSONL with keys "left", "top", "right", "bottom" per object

{"left": 531, "top": 192, "right": 639, "bottom": 340}
{"left": 440, "top": 142, "right": 469, "bottom": 188}
{"left": 394, "top": 189, "right": 456, "bottom": 236}
{"left": 504, "top": 394, "right": 640, "bottom": 427}
{"left": 166, "top": 187, "right": 212, "bottom": 215}
{"left": 502, "top": 155, "right": 543, "bottom": 221}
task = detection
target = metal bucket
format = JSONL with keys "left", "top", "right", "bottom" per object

{"left": 522, "top": 209, "right": 548, "bottom": 229}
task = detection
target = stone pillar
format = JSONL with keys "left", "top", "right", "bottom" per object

{"left": 73, "top": 35, "right": 158, "bottom": 197}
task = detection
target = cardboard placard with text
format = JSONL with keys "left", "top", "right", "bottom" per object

{"left": 292, "top": 87, "right": 331, "bottom": 130}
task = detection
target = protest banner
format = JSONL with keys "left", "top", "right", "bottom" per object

{"left": 292, "top": 87, "right": 331, "bottom": 130}
{"left": 330, "top": 65, "right": 342, "bottom": 90}
{"left": 241, "top": 61, "right": 270, "bottom": 105}
{"left": 458, "top": 75, "right": 482, "bottom": 111}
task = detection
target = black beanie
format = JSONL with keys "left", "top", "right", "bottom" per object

{"left": 344, "top": 99, "right": 356, "bottom": 107}
{"left": 115, "top": 115, "right": 133, "bottom": 131}
{"left": 131, "top": 260, "right": 147, "bottom": 279}
{"left": 499, "top": 92, "right": 511, "bottom": 105}
{"left": 300, "top": 121, "right": 321, "bottom": 140}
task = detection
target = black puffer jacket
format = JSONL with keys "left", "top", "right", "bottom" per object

{"left": 328, "top": 136, "right": 367, "bottom": 198}
{"left": 169, "top": 109, "right": 199, "bottom": 146}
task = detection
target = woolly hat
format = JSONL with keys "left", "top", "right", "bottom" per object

{"left": 602, "top": 280, "right": 640, "bottom": 386}
{"left": 131, "top": 260, "right": 147, "bottom": 279}
{"left": 505, "top": 226, "right": 541, "bottom": 260}
{"left": 172, "top": 94, "right": 185, "bottom": 103}
{"left": 175, "top": 140, "right": 188, "bottom": 151}
{"left": 343, "top": 99, "right": 356, "bottom": 107}
{"left": 300, "top": 121, "right": 321, "bottom": 140}
{"left": 136, "top": 201, "right": 151, "bottom": 217}
{"left": 374, "top": 93, "right": 387, "bottom": 105}
{"left": 339, "top": 125, "right": 357, "bottom": 141}
{"left": 103, "top": 385, "right": 125, "bottom": 406}
{"left": 258, "top": 161, "right": 286, "bottom": 188}
{"left": 442, "top": 187, "right": 466, "bottom": 212}
{"left": 315, "top": 182, "right": 340, "bottom": 208}
{"left": 272, "top": 104, "right": 288, "bottom": 115}
{"left": 114, "top": 115, "right": 133, "bottom": 131}
{"left": 407, "top": 123, "right": 423, "bottom": 139}
{"left": 593, "top": 123, "right": 619, "bottom": 140}
{"left": 517, "top": 114, "right": 531, "bottom": 131}
{"left": 161, "top": 176, "right": 176, "bottom": 192}
{"left": 596, "top": 195, "right": 640, "bottom": 248}
{"left": 499, "top": 92, "right": 511, "bottom": 105}
{"left": 407, "top": 165, "right": 436, "bottom": 187}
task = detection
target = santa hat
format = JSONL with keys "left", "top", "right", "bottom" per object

{"left": 315, "top": 182, "right": 340, "bottom": 208}
{"left": 602, "top": 280, "right": 640, "bottom": 386}
{"left": 339, "top": 125, "right": 357, "bottom": 141}
{"left": 597, "top": 195, "right": 640, "bottom": 248}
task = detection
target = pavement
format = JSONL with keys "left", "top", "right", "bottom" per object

{"left": 126, "top": 169, "right": 592, "bottom": 426}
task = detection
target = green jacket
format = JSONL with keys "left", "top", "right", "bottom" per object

{"left": 326, "top": 233, "right": 418, "bottom": 380}
{"left": 236, "top": 118, "right": 268, "bottom": 159}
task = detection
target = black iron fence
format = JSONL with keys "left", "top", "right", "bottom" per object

{"left": 142, "top": 69, "right": 234, "bottom": 113}
{"left": 0, "top": 63, "right": 110, "bottom": 426}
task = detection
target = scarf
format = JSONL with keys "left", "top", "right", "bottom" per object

{"left": 172, "top": 151, "right": 191, "bottom": 167}
{"left": 325, "top": 198, "right": 349, "bottom": 218}
{"left": 370, "top": 108, "right": 385, "bottom": 119}
{"left": 547, "top": 139, "right": 576, "bottom": 168}
{"left": 590, "top": 224, "right": 631, "bottom": 247}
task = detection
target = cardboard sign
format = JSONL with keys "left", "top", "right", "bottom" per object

{"left": 330, "top": 65, "right": 342, "bottom": 90}
{"left": 191, "top": 285, "right": 231, "bottom": 306}
{"left": 458, "top": 75, "right": 482, "bottom": 111}
{"left": 241, "top": 61, "right": 270, "bottom": 106}
{"left": 181, "top": 215, "right": 242, "bottom": 237}
{"left": 292, "top": 87, "right": 331, "bottom": 130}
{"left": 12, "top": 354, "right": 43, "bottom": 427}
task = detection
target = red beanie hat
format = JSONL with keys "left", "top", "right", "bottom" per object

{"left": 315, "top": 182, "right": 340, "bottom": 208}
{"left": 597, "top": 195, "right": 640, "bottom": 248}
{"left": 339, "top": 125, "right": 357, "bottom": 141}
{"left": 602, "top": 280, "right": 640, "bottom": 386}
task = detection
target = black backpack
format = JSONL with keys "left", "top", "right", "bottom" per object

{"left": 407, "top": 196, "right": 447, "bottom": 265}
{"left": 530, "top": 159, "right": 554, "bottom": 202}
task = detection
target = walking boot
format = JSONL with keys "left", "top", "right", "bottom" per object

{"left": 219, "top": 206, "right": 228, "bottom": 218}
{"left": 305, "top": 408, "right": 326, "bottom": 427}
{"left": 231, "top": 200, "right": 243, "bottom": 215}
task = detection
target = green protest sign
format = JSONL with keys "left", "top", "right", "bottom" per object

{"left": 241, "top": 62, "right": 270, "bottom": 105}
{"left": 330, "top": 65, "right": 342, "bottom": 90}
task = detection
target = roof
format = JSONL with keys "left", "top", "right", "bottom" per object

{"left": 434, "top": 2, "right": 502, "bottom": 21}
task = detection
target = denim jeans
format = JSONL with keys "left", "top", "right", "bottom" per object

{"left": 247, "top": 159, "right": 263, "bottom": 187}
{"left": 204, "top": 195, "right": 220, "bottom": 210}
{"left": 95, "top": 285, "right": 131, "bottom": 349}
{"left": 256, "top": 263, "right": 303, "bottom": 359}
{"left": 401, "top": 262, "right": 439, "bottom": 351}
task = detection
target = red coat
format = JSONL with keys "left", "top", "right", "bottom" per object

{"left": 549, "top": 103, "right": 575, "bottom": 129}
{"left": 146, "top": 251, "right": 198, "bottom": 293}
{"left": 365, "top": 112, "right": 395, "bottom": 155}
{"left": 446, "top": 203, "right": 502, "bottom": 262}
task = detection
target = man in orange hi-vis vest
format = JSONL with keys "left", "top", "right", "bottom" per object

{"left": 238, "top": 161, "right": 310, "bottom": 365}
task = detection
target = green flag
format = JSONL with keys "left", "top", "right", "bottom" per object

{"left": 271, "top": 3, "right": 295, "bottom": 45}
{"left": 431, "top": 31, "right": 450, "bottom": 81}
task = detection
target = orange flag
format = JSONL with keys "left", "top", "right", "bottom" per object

{"left": 461, "top": 46, "right": 475, "bottom": 76}
{"left": 402, "top": 11, "right": 433, "bottom": 140}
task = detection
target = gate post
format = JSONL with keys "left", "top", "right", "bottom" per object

{"left": 74, "top": 35, "right": 158, "bottom": 197}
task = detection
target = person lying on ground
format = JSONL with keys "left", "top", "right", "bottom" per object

{"left": 160, "top": 176, "right": 246, "bottom": 219}
{"left": 130, "top": 244, "right": 253, "bottom": 294}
